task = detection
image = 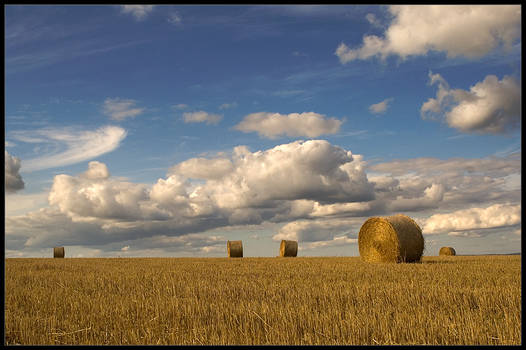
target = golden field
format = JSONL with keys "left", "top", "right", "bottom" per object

{"left": 4, "top": 255, "right": 521, "bottom": 345}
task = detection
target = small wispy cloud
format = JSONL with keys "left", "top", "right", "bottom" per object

{"left": 272, "top": 90, "right": 305, "bottom": 97}
{"left": 167, "top": 11, "right": 182, "bottom": 25}
{"left": 369, "top": 98, "right": 394, "bottom": 114}
{"left": 172, "top": 104, "right": 188, "bottom": 110}
{"left": 6, "top": 40, "right": 147, "bottom": 74}
{"left": 292, "top": 51, "right": 308, "bottom": 57}
{"left": 120, "top": 5, "right": 155, "bottom": 21}
{"left": 219, "top": 102, "right": 237, "bottom": 110}
{"left": 103, "top": 98, "right": 145, "bottom": 121}
{"left": 365, "top": 13, "right": 383, "bottom": 28}
{"left": 183, "top": 111, "right": 223, "bottom": 125}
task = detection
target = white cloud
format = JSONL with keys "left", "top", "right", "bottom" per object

{"left": 172, "top": 104, "right": 188, "bottom": 110}
{"left": 365, "top": 13, "right": 382, "bottom": 28}
{"left": 120, "top": 5, "right": 155, "bottom": 21}
{"left": 219, "top": 102, "right": 237, "bottom": 110}
{"left": 170, "top": 157, "right": 234, "bottom": 180}
{"left": 369, "top": 98, "right": 394, "bottom": 114}
{"left": 5, "top": 151, "right": 25, "bottom": 193}
{"left": 5, "top": 191, "right": 49, "bottom": 216}
{"left": 103, "top": 98, "right": 145, "bottom": 121}
{"left": 336, "top": 5, "right": 521, "bottom": 63}
{"left": 183, "top": 111, "right": 222, "bottom": 125}
{"left": 421, "top": 72, "right": 521, "bottom": 134}
{"left": 422, "top": 203, "right": 521, "bottom": 235}
{"left": 48, "top": 162, "right": 163, "bottom": 221}
{"left": 7, "top": 139, "right": 521, "bottom": 253}
{"left": 7, "top": 140, "right": 375, "bottom": 250}
{"left": 11, "top": 126, "right": 126, "bottom": 172}
{"left": 167, "top": 12, "right": 182, "bottom": 25}
{"left": 234, "top": 112, "right": 342, "bottom": 139}
{"left": 121, "top": 245, "right": 130, "bottom": 251}
{"left": 368, "top": 154, "right": 520, "bottom": 212}
{"left": 302, "top": 236, "right": 358, "bottom": 250}
{"left": 273, "top": 218, "right": 361, "bottom": 243}
{"left": 185, "top": 140, "right": 374, "bottom": 208}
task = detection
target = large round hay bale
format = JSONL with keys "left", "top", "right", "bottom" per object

{"left": 227, "top": 240, "right": 243, "bottom": 258}
{"left": 358, "top": 214, "right": 424, "bottom": 263}
{"left": 439, "top": 246, "right": 456, "bottom": 256}
{"left": 53, "top": 247, "right": 65, "bottom": 258}
{"left": 280, "top": 240, "right": 298, "bottom": 257}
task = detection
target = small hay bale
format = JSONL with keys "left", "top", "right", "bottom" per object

{"left": 358, "top": 214, "right": 424, "bottom": 263}
{"left": 280, "top": 240, "right": 298, "bottom": 257}
{"left": 53, "top": 247, "right": 65, "bottom": 258}
{"left": 439, "top": 246, "right": 456, "bottom": 256}
{"left": 227, "top": 240, "right": 243, "bottom": 258}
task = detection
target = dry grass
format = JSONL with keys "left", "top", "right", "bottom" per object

{"left": 5, "top": 255, "right": 521, "bottom": 345}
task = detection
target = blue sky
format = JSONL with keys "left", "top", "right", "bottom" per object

{"left": 5, "top": 5, "right": 521, "bottom": 257}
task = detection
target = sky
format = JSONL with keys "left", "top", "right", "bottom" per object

{"left": 4, "top": 5, "right": 522, "bottom": 258}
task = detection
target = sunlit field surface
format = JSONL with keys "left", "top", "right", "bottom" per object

{"left": 5, "top": 256, "right": 521, "bottom": 345}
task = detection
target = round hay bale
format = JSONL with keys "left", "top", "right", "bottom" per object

{"left": 439, "top": 246, "right": 456, "bottom": 256}
{"left": 227, "top": 240, "right": 243, "bottom": 258}
{"left": 280, "top": 240, "right": 298, "bottom": 257}
{"left": 358, "top": 214, "right": 424, "bottom": 263}
{"left": 53, "top": 247, "right": 65, "bottom": 258}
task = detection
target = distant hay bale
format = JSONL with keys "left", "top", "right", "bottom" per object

{"left": 280, "top": 240, "right": 298, "bottom": 257}
{"left": 358, "top": 214, "right": 424, "bottom": 263}
{"left": 53, "top": 247, "right": 65, "bottom": 258}
{"left": 439, "top": 246, "right": 456, "bottom": 256}
{"left": 227, "top": 240, "right": 243, "bottom": 258}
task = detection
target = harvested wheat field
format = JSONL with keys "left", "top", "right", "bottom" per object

{"left": 5, "top": 255, "right": 521, "bottom": 345}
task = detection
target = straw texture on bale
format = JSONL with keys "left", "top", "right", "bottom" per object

{"left": 279, "top": 240, "right": 298, "bottom": 257}
{"left": 439, "top": 246, "right": 456, "bottom": 256}
{"left": 227, "top": 240, "right": 243, "bottom": 258}
{"left": 358, "top": 214, "right": 424, "bottom": 263}
{"left": 53, "top": 247, "right": 65, "bottom": 258}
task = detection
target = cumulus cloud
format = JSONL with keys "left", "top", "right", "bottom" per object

{"left": 7, "top": 140, "right": 375, "bottom": 250}
{"left": 6, "top": 139, "right": 520, "bottom": 253}
{"left": 336, "top": 5, "right": 521, "bottom": 63}
{"left": 273, "top": 218, "right": 361, "bottom": 243}
{"left": 234, "top": 112, "right": 342, "bottom": 139}
{"left": 5, "top": 191, "right": 49, "bottom": 216}
{"left": 368, "top": 154, "right": 520, "bottom": 211}
{"left": 369, "top": 98, "right": 394, "bottom": 114}
{"left": 120, "top": 5, "right": 155, "bottom": 20}
{"left": 5, "top": 151, "right": 25, "bottom": 193}
{"left": 49, "top": 161, "right": 166, "bottom": 221}
{"left": 184, "top": 140, "right": 375, "bottom": 208}
{"left": 170, "top": 157, "right": 234, "bottom": 180}
{"left": 10, "top": 126, "right": 126, "bottom": 172}
{"left": 421, "top": 72, "right": 521, "bottom": 134}
{"left": 103, "top": 98, "right": 145, "bottom": 121}
{"left": 422, "top": 203, "right": 521, "bottom": 235}
{"left": 183, "top": 111, "right": 222, "bottom": 125}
